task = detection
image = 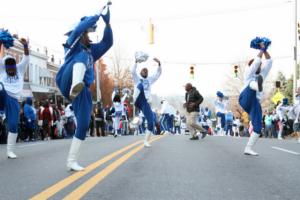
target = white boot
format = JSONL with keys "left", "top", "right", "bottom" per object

{"left": 67, "top": 137, "right": 84, "bottom": 171}
{"left": 70, "top": 63, "right": 86, "bottom": 100}
{"left": 144, "top": 130, "right": 152, "bottom": 147}
{"left": 7, "top": 132, "right": 18, "bottom": 159}
{"left": 298, "top": 138, "right": 300, "bottom": 143}
{"left": 244, "top": 132, "right": 260, "bottom": 156}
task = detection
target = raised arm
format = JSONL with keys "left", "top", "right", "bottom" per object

{"left": 17, "top": 38, "right": 30, "bottom": 75}
{"left": 131, "top": 62, "right": 140, "bottom": 84}
{"left": 244, "top": 51, "right": 263, "bottom": 80}
{"left": 148, "top": 58, "right": 162, "bottom": 84}
{"left": 260, "top": 51, "right": 272, "bottom": 79}
{"left": 91, "top": 24, "right": 113, "bottom": 61}
{"left": 0, "top": 42, "right": 4, "bottom": 73}
{"left": 91, "top": 7, "right": 113, "bottom": 61}
{"left": 111, "top": 90, "right": 116, "bottom": 102}
{"left": 121, "top": 93, "right": 127, "bottom": 103}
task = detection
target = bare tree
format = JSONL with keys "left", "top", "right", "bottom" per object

{"left": 110, "top": 48, "right": 134, "bottom": 93}
{"left": 90, "top": 59, "right": 114, "bottom": 107}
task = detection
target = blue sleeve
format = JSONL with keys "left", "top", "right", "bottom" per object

{"left": 90, "top": 25, "right": 113, "bottom": 61}
{"left": 67, "top": 15, "right": 100, "bottom": 46}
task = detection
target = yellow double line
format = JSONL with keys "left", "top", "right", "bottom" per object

{"left": 30, "top": 136, "right": 164, "bottom": 200}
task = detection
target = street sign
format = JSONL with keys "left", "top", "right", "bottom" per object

{"left": 271, "top": 91, "right": 284, "bottom": 104}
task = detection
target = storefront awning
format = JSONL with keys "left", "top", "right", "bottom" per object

{"left": 30, "top": 85, "right": 50, "bottom": 93}
{"left": 20, "top": 89, "right": 33, "bottom": 98}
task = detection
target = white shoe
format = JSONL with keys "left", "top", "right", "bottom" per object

{"left": 70, "top": 82, "right": 85, "bottom": 100}
{"left": 244, "top": 147, "right": 258, "bottom": 156}
{"left": 70, "top": 63, "right": 86, "bottom": 100}
{"left": 7, "top": 151, "right": 17, "bottom": 159}
{"left": 67, "top": 162, "right": 84, "bottom": 171}
{"left": 278, "top": 137, "right": 283, "bottom": 140}
{"left": 144, "top": 141, "right": 151, "bottom": 147}
{"left": 297, "top": 139, "right": 300, "bottom": 143}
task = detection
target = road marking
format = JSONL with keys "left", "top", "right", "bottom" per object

{"left": 271, "top": 146, "right": 300, "bottom": 155}
{"left": 17, "top": 142, "right": 45, "bottom": 148}
{"left": 30, "top": 139, "right": 143, "bottom": 200}
{"left": 63, "top": 136, "right": 165, "bottom": 200}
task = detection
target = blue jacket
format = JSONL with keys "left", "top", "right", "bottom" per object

{"left": 24, "top": 98, "right": 36, "bottom": 129}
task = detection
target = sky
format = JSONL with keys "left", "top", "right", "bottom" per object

{"left": 0, "top": 0, "right": 299, "bottom": 97}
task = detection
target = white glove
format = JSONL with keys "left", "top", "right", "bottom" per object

{"left": 135, "top": 51, "right": 149, "bottom": 63}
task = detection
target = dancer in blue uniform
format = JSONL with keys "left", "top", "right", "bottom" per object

{"left": 132, "top": 52, "right": 162, "bottom": 147}
{"left": 111, "top": 90, "right": 127, "bottom": 137}
{"left": 56, "top": 3, "right": 113, "bottom": 171}
{"left": 239, "top": 38, "right": 272, "bottom": 156}
{"left": 0, "top": 35, "right": 29, "bottom": 158}
{"left": 214, "top": 91, "right": 227, "bottom": 136}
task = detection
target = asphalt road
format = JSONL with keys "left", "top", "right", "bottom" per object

{"left": 0, "top": 134, "right": 299, "bottom": 200}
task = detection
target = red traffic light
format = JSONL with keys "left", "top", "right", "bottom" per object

{"left": 234, "top": 65, "right": 238, "bottom": 69}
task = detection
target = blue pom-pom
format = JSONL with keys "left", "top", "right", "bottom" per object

{"left": 250, "top": 37, "right": 271, "bottom": 50}
{"left": 0, "top": 29, "right": 14, "bottom": 49}
{"left": 216, "top": 91, "right": 224, "bottom": 98}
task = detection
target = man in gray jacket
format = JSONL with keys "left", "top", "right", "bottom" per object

{"left": 184, "top": 83, "right": 207, "bottom": 140}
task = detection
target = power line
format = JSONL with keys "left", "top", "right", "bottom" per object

{"left": 113, "top": 0, "right": 289, "bottom": 23}
{"left": 103, "top": 54, "right": 297, "bottom": 66}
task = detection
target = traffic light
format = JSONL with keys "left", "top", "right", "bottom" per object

{"left": 298, "top": 23, "right": 300, "bottom": 40}
{"left": 149, "top": 19, "right": 154, "bottom": 44}
{"left": 190, "top": 65, "right": 194, "bottom": 79}
{"left": 234, "top": 65, "right": 238, "bottom": 78}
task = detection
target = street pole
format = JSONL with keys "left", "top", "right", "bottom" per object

{"left": 96, "top": 35, "right": 101, "bottom": 102}
{"left": 96, "top": 60, "right": 101, "bottom": 102}
{"left": 294, "top": 0, "right": 298, "bottom": 102}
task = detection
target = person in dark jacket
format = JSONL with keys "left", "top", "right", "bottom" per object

{"left": 94, "top": 102, "right": 105, "bottom": 137}
{"left": 184, "top": 83, "right": 207, "bottom": 140}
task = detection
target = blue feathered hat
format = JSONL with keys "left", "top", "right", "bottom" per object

{"left": 282, "top": 98, "right": 288, "bottom": 106}
{"left": 250, "top": 37, "right": 271, "bottom": 50}
{"left": 64, "top": 16, "right": 98, "bottom": 36}
{"left": 216, "top": 91, "right": 224, "bottom": 98}
{"left": 0, "top": 29, "right": 14, "bottom": 49}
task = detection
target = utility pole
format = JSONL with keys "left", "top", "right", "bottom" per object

{"left": 294, "top": 0, "right": 298, "bottom": 102}
{"left": 96, "top": 36, "right": 101, "bottom": 102}
{"left": 96, "top": 60, "right": 101, "bottom": 102}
